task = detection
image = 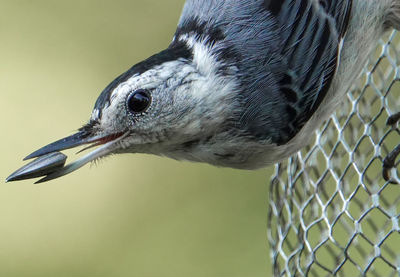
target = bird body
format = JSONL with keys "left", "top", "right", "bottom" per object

{"left": 7, "top": 0, "right": 400, "bottom": 182}
{"left": 163, "top": 0, "right": 398, "bottom": 169}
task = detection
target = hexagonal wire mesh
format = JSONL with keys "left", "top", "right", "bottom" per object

{"left": 268, "top": 30, "right": 400, "bottom": 276}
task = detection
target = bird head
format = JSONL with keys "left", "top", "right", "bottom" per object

{"left": 10, "top": 37, "right": 241, "bottom": 182}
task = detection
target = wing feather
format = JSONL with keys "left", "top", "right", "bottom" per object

{"left": 177, "top": 0, "right": 352, "bottom": 143}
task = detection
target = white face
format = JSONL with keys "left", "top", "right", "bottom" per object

{"left": 94, "top": 60, "right": 188, "bottom": 137}
{"left": 92, "top": 45, "right": 239, "bottom": 155}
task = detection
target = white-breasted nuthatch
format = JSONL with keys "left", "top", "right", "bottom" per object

{"left": 7, "top": 0, "right": 400, "bottom": 183}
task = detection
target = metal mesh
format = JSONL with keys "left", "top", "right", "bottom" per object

{"left": 268, "top": 30, "right": 400, "bottom": 276}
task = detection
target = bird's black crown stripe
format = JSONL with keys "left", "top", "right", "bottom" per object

{"left": 174, "top": 17, "right": 225, "bottom": 46}
{"left": 93, "top": 40, "right": 193, "bottom": 119}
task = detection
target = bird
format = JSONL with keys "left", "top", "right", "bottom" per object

{"left": 7, "top": 0, "right": 400, "bottom": 183}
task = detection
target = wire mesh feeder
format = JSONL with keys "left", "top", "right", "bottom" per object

{"left": 268, "top": 30, "right": 400, "bottom": 276}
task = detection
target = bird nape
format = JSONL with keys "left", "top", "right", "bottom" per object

{"left": 7, "top": 0, "right": 400, "bottom": 183}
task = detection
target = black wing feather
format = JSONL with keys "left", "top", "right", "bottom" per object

{"left": 257, "top": 0, "right": 352, "bottom": 143}
{"left": 174, "top": 0, "right": 351, "bottom": 144}
{"left": 178, "top": 0, "right": 352, "bottom": 144}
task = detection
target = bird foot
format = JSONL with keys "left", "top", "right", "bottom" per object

{"left": 382, "top": 112, "right": 400, "bottom": 184}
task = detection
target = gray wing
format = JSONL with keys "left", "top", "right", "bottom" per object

{"left": 175, "top": 0, "right": 352, "bottom": 144}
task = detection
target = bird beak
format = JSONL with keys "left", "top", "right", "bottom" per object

{"left": 7, "top": 129, "right": 128, "bottom": 183}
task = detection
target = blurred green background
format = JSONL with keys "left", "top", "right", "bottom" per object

{"left": 0, "top": 1, "right": 272, "bottom": 276}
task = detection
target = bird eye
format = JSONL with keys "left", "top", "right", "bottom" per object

{"left": 127, "top": 89, "right": 151, "bottom": 114}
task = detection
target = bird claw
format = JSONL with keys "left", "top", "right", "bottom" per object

{"left": 383, "top": 144, "right": 400, "bottom": 184}
{"left": 382, "top": 112, "right": 400, "bottom": 184}
{"left": 386, "top": 111, "right": 400, "bottom": 126}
